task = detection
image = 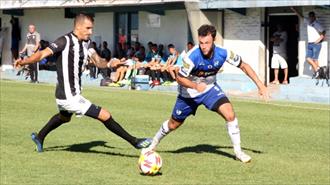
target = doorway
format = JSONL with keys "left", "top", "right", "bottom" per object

{"left": 268, "top": 15, "right": 299, "bottom": 83}
{"left": 114, "top": 12, "right": 139, "bottom": 49}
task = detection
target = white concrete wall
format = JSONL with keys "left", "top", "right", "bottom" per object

{"left": 90, "top": 12, "right": 115, "bottom": 52}
{"left": 0, "top": 8, "right": 115, "bottom": 68}
{"left": 222, "top": 8, "right": 263, "bottom": 75}
{"left": 138, "top": 10, "right": 188, "bottom": 53}
{"left": 20, "top": 9, "right": 115, "bottom": 52}
{"left": 298, "top": 7, "right": 330, "bottom": 77}
{"left": 2, "top": 8, "right": 187, "bottom": 68}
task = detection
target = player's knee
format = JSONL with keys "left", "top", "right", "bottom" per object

{"left": 59, "top": 114, "right": 71, "bottom": 123}
{"left": 98, "top": 108, "right": 111, "bottom": 122}
{"left": 225, "top": 113, "right": 236, "bottom": 122}
{"left": 168, "top": 119, "right": 181, "bottom": 130}
{"left": 58, "top": 111, "right": 72, "bottom": 123}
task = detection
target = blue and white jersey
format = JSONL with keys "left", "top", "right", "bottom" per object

{"left": 178, "top": 45, "right": 241, "bottom": 98}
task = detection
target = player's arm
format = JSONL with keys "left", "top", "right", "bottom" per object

{"left": 15, "top": 48, "right": 52, "bottom": 68}
{"left": 176, "top": 74, "right": 206, "bottom": 93}
{"left": 239, "top": 61, "right": 269, "bottom": 100}
{"left": 226, "top": 49, "right": 269, "bottom": 100}
{"left": 88, "top": 48, "right": 111, "bottom": 69}
{"left": 177, "top": 54, "right": 206, "bottom": 93}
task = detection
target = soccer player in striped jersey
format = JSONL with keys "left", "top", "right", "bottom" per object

{"left": 15, "top": 13, "right": 152, "bottom": 152}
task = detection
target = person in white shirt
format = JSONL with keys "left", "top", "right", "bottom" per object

{"left": 270, "top": 24, "right": 288, "bottom": 84}
{"left": 291, "top": 7, "right": 326, "bottom": 78}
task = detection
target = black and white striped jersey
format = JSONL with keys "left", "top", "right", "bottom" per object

{"left": 48, "top": 32, "right": 91, "bottom": 100}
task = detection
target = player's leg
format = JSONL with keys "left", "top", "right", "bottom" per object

{"left": 147, "top": 96, "right": 196, "bottom": 151}
{"left": 31, "top": 110, "right": 73, "bottom": 152}
{"left": 84, "top": 104, "right": 152, "bottom": 149}
{"left": 204, "top": 84, "right": 251, "bottom": 163}
{"left": 216, "top": 103, "right": 251, "bottom": 163}
{"left": 147, "top": 118, "right": 184, "bottom": 151}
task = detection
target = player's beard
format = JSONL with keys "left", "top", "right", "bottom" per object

{"left": 203, "top": 48, "right": 214, "bottom": 58}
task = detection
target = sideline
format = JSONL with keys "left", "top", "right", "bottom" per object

{"left": 2, "top": 79, "right": 329, "bottom": 111}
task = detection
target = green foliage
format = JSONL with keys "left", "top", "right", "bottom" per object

{"left": 1, "top": 80, "right": 329, "bottom": 185}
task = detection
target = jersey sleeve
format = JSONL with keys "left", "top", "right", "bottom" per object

{"left": 178, "top": 50, "right": 195, "bottom": 77}
{"left": 48, "top": 36, "right": 67, "bottom": 54}
{"left": 225, "top": 49, "right": 242, "bottom": 67}
{"left": 314, "top": 22, "right": 325, "bottom": 33}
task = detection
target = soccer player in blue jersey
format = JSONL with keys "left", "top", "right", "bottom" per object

{"left": 145, "top": 24, "right": 269, "bottom": 163}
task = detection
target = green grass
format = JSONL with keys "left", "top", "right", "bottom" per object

{"left": 1, "top": 80, "right": 329, "bottom": 185}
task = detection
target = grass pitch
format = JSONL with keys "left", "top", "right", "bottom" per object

{"left": 0, "top": 80, "right": 329, "bottom": 185}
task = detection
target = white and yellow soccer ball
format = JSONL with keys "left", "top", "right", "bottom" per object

{"left": 138, "top": 150, "right": 162, "bottom": 175}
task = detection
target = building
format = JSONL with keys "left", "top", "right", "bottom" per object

{"left": 1, "top": 0, "right": 329, "bottom": 84}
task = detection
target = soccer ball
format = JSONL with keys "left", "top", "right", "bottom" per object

{"left": 138, "top": 150, "right": 162, "bottom": 175}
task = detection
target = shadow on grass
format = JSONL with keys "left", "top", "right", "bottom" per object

{"left": 161, "top": 144, "right": 263, "bottom": 160}
{"left": 44, "top": 140, "right": 139, "bottom": 158}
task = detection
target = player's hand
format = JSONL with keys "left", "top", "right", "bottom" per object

{"left": 258, "top": 86, "right": 270, "bottom": 102}
{"left": 195, "top": 82, "right": 207, "bottom": 93}
{"left": 14, "top": 58, "right": 23, "bottom": 69}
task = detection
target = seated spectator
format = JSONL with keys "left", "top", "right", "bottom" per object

{"left": 160, "top": 44, "right": 183, "bottom": 85}
{"left": 99, "top": 41, "right": 111, "bottom": 78}
{"left": 133, "top": 46, "right": 147, "bottom": 75}
{"left": 146, "top": 44, "right": 162, "bottom": 86}
{"left": 187, "top": 41, "right": 194, "bottom": 52}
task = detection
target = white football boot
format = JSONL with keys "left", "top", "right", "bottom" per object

{"left": 235, "top": 151, "right": 252, "bottom": 163}
{"left": 141, "top": 138, "right": 159, "bottom": 155}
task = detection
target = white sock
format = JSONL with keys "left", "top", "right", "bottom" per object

{"left": 149, "top": 120, "right": 170, "bottom": 150}
{"left": 226, "top": 118, "right": 241, "bottom": 153}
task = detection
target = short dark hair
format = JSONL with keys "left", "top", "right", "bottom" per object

{"left": 187, "top": 41, "right": 194, "bottom": 45}
{"left": 308, "top": 11, "right": 315, "bottom": 17}
{"left": 168, "top": 44, "right": 175, "bottom": 49}
{"left": 198, "top": 24, "right": 216, "bottom": 38}
{"left": 74, "top": 13, "right": 94, "bottom": 26}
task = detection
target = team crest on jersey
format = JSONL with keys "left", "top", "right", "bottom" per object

{"left": 180, "top": 61, "right": 190, "bottom": 75}
{"left": 176, "top": 109, "right": 182, "bottom": 115}
{"left": 229, "top": 51, "right": 235, "bottom": 60}
{"left": 182, "top": 61, "right": 190, "bottom": 69}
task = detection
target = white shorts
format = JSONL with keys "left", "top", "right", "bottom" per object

{"left": 271, "top": 54, "right": 288, "bottom": 69}
{"left": 56, "top": 95, "right": 92, "bottom": 117}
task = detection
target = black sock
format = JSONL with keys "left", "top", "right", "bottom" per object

{"left": 155, "top": 70, "right": 161, "bottom": 81}
{"left": 102, "top": 117, "right": 137, "bottom": 146}
{"left": 38, "top": 114, "right": 67, "bottom": 144}
{"left": 162, "top": 71, "right": 169, "bottom": 81}
{"left": 150, "top": 70, "right": 156, "bottom": 80}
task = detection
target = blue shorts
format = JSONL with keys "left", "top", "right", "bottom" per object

{"left": 306, "top": 43, "right": 321, "bottom": 60}
{"left": 171, "top": 84, "right": 230, "bottom": 122}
